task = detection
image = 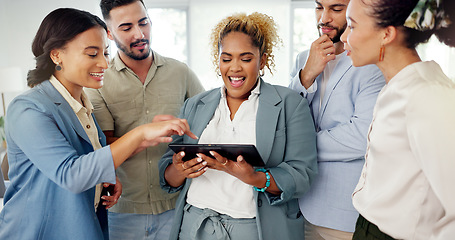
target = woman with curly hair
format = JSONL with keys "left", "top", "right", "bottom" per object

{"left": 341, "top": 0, "right": 455, "bottom": 239}
{"left": 159, "top": 12, "right": 317, "bottom": 240}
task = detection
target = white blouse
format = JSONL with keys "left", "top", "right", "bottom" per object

{"left": 352, "top": 61, "right": 455, "bottom": 239}
{"left": 186, "top": 81, "right": 260, "bottom": 219}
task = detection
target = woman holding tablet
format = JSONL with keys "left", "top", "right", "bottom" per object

{"left": 159, "top": 12, "right": 317, "bottom": 240}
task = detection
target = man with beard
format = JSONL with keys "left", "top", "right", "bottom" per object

{"left": 86, "top": 1, "right": 204, "bottom": 239}
{"left": 289, "top": 0, "right": 384, "bottom": 239}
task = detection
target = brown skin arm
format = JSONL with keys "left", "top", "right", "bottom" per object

{"left": 300, "top": 34, "right": 336, "bottom": 89}
{"left": 103, "top": 115, "right": 175, "bottom": 145}
{"left": 108, "top": 118, "right": 198, "bottom": 169}
{"left": 165, "top": 151, "right": 208, "bottom": 188}
{"left": 202, "top": 152, "right": 281, "bottom": 196}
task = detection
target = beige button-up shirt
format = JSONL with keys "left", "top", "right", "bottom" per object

{"left": 49, "top": 76, "right": 103, "bottom": 210}
{"left": 86, "top": 51, "right": 204, "bottom": 214}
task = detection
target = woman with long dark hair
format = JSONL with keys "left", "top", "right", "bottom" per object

{"left": 340, "top": 0, "right": 455, "bottom": 239}
{"left": 0, "top": 8, "right": 195, "bottom": 239}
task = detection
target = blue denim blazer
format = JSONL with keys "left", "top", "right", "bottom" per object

{"left": 0, "top": 80, "right": 116, "bottom": 239}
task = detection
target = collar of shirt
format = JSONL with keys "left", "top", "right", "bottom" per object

{"left": 112, "top": 50, "right": 163, "bottom": 72}
{"left": 49, "top": 75, "right": 93, "bottom": 115}
{"left": 220, "top": 77, "right": 262, "bottom": 99}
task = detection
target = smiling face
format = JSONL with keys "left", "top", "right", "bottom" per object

{"left": 316, "top": 0, "right": 349, "bottom": 43}
{"left": 341, "top": 0, "right": 384, "bottom": 67}
{"left": 52, "top": 27, "right": 109, "bottom": 97}
{"left": 106, "top": 1, "right": 151, "bottom": 61}
{"left": 219, "top": 31, "right": 266, "bottom": 101}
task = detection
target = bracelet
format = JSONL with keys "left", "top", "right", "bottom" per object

{"left": 253, "top": 168, "right": 271, "bottom": 192}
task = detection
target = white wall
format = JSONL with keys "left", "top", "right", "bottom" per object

{"left": 0, "top": 0, "right": 293, "bottom": 94}
{"left": 0, "top": 0, "right": 101, "bottom": 85}
{"left": 3, "top": 0, "right": 451, "bottom": 107}
{"left": 0, "top": 1, "right": 7, "bottom": 67}
{"left": 0, "top": 0, "right": 102, "bottom": 114}
{"left": 0, "top": 0, "right": 294, "bottom": 113}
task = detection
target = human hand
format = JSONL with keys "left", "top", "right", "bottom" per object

{"left": 300, "top": 34, "right": 336, "bottom": 88}
{"left": 199, "top": 151, "right": 258, "bottom": 185}
{"left": 152, "top": 114, "right": 177, "bottom": 122}
{"left": 136, "top": 119, "right": 198, "bottom": 152}
{"left": 101, "top": 176, "right": 122, "bottom": 209}
{"left": 163, "top": 151, "right": 207, "bottom": 188}
{"left": 173, "top": 151, "right": 207, "bottom": 179}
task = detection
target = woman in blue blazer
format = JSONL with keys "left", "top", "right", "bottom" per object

{"left": 159, "top": 12, "right": 318, "bottom": 240}
{"left": 0, "top": 8, "right": 195, "bottom": 239}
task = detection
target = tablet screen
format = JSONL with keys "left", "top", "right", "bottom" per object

{"left": 168, "top": 144, "right": 265, "bottom": 167}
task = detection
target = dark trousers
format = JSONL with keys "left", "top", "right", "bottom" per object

{"left": 96, "top": 187, "right": 109, "bottom": 240}
{"left": 352, "top": 215, "right": 396, "bottom": 240}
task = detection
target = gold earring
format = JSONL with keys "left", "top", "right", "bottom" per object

{"left": 379, "top": 45, "right": 385, "bottom": 62}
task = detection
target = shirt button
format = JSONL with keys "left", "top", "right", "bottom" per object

{"left": 146, "top": 110, "right": 150, "bottom": 114}
{"left": 86, "top": 125, "right": 91, "bottom": 129}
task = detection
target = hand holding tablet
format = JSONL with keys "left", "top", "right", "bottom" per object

{"left": 168, "top": 144, "right": 265, "bottom": 167}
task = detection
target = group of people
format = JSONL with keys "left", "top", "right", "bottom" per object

{"left": 0, "top": 0, "right": 454, "bottom": 239}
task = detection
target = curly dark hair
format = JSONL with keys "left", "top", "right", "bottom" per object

{"left": 210, "top": 12, "right": 282, "bottom": 75}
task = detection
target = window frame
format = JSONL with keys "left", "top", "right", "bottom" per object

{"left": 290, "top": 1, "right": 317, "bottom": 72}
{"left": 144, "top": 1, "right": 191, "bottom": 65}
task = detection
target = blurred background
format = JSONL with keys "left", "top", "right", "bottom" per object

{"left": 0, "top": 0, "right": 454, "bottom": 114}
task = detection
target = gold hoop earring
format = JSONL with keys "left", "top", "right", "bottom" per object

{"left": 379, "top": 45, "right": 385, "bottom": 62}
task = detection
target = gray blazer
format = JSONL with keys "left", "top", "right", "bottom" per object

{"left": 159, "top": 79, "right": 317, "bottom": 240}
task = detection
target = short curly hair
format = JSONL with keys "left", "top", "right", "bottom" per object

{"left": 210, "top": 12, "right": 282, "bottom": 75}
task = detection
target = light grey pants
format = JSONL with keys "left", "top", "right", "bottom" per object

{"left": 179, "top": 203, "right": 259, "bottom": 240}
{"left": 305, "top": 217, "right": 353, "bottom": 240}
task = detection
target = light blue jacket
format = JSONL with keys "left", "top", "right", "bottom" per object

{"left": 289, "top": 51, "right": 385, "bottom": 232}
{"left": 159, "top": 79, "right": 318, "bottom": 240}
{"left": 0, "top": 80, "right": 116, "bottom": 239}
